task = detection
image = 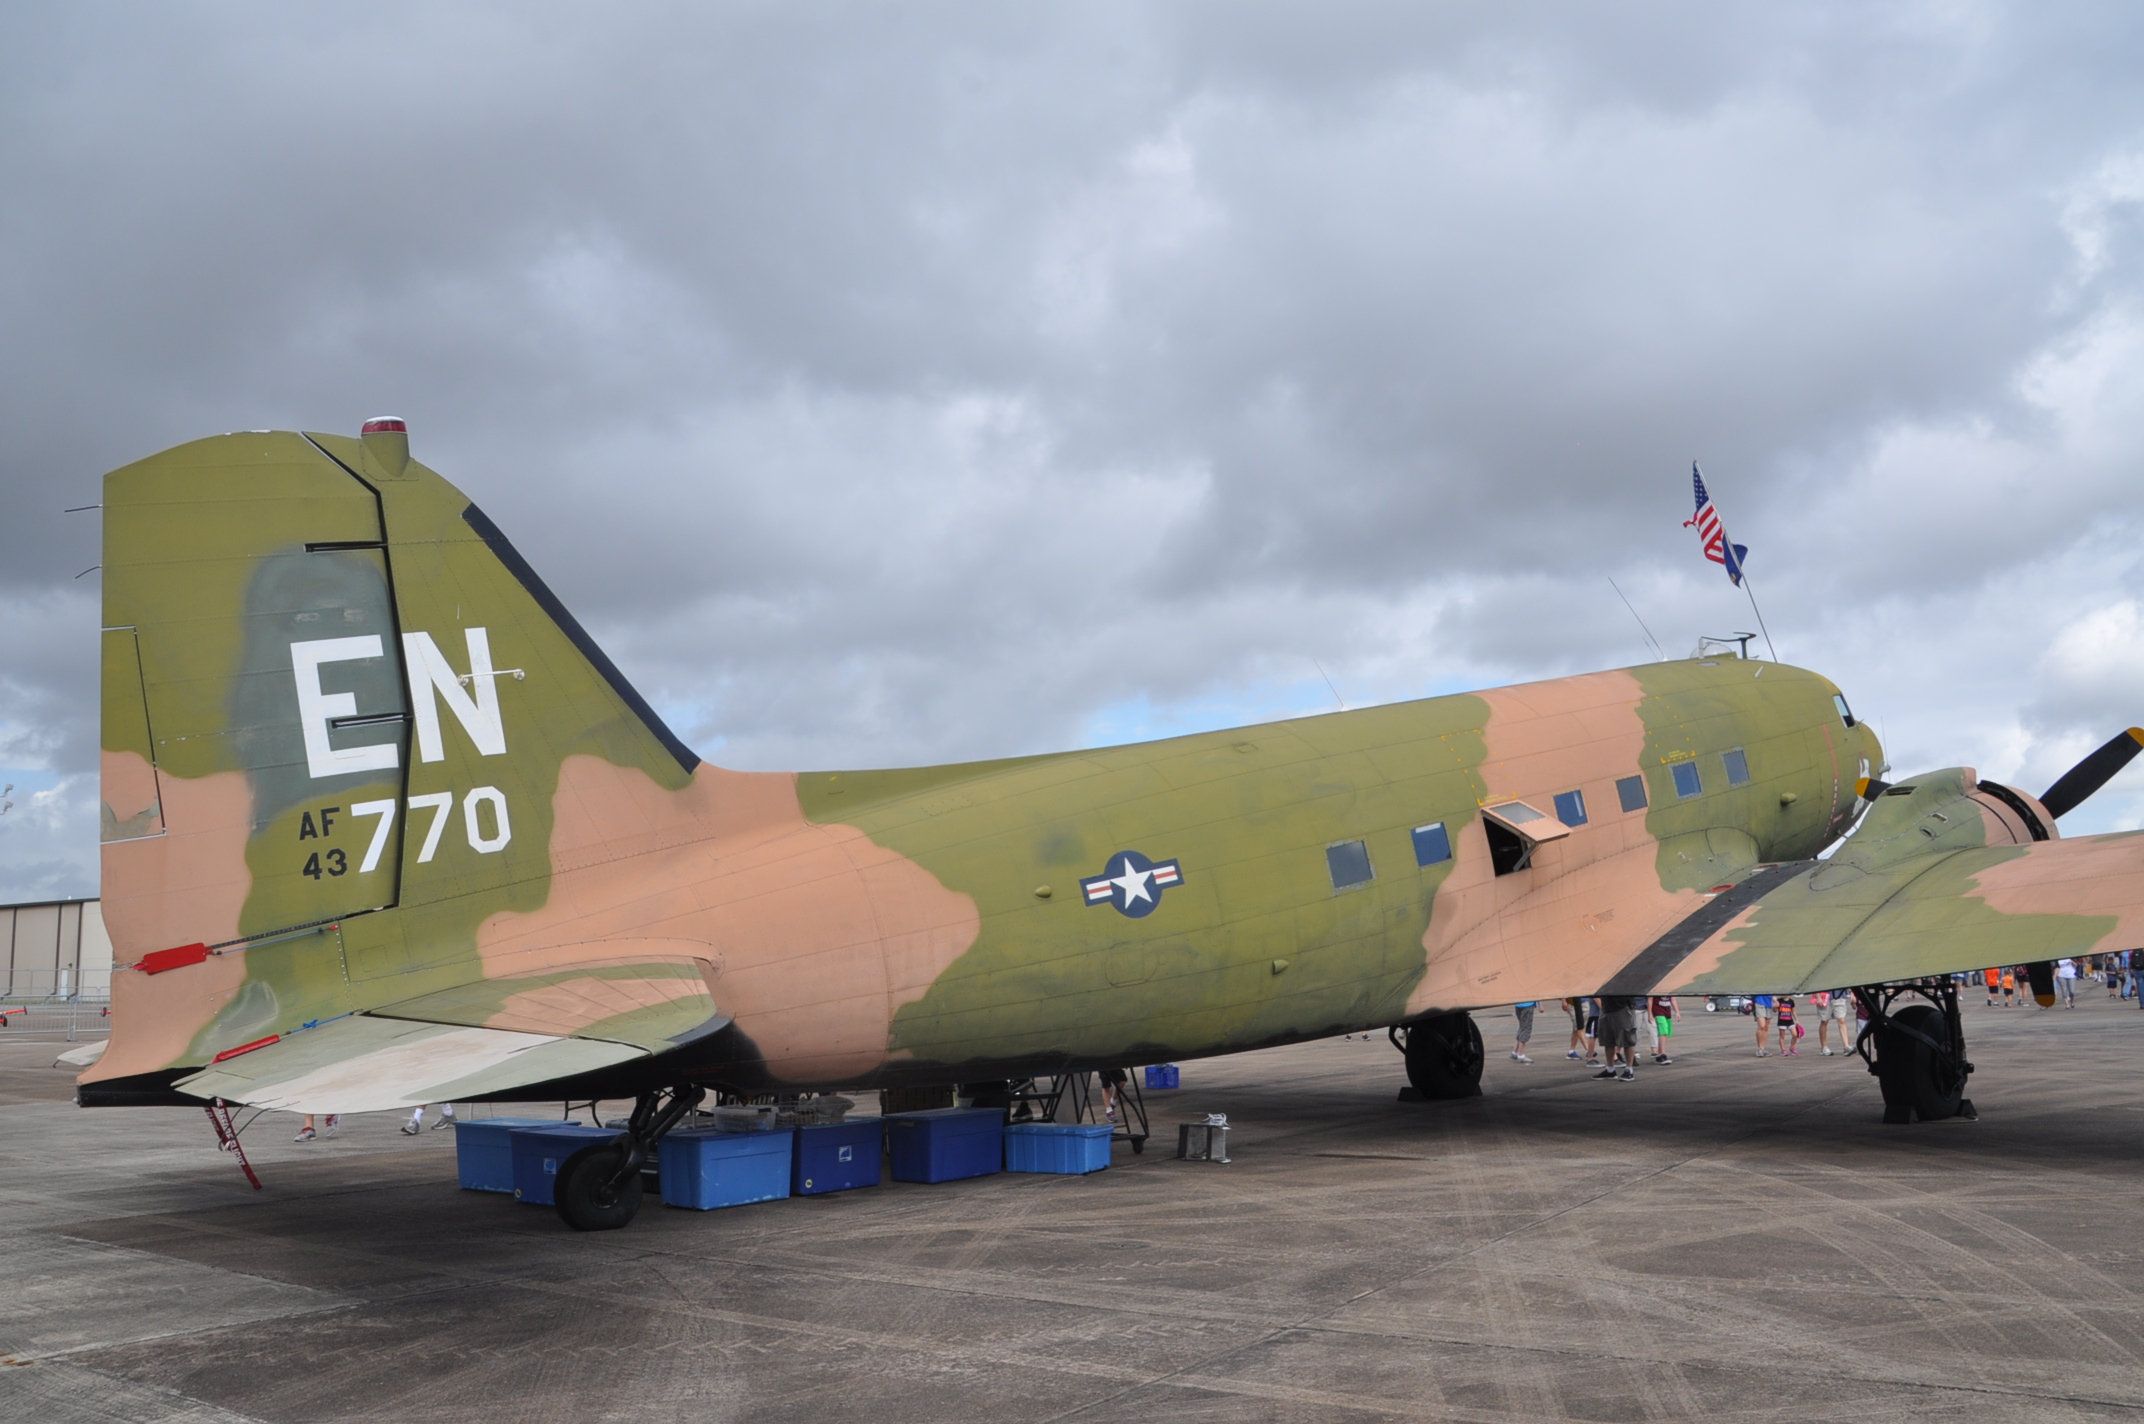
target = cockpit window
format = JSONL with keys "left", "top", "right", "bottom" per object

{"left": 1833, "top": 693, "right": 1856, "bottom": 728}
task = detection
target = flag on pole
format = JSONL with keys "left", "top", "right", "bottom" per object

{"left": 1682, "top": 463, "right": 1748, "bottom": 586}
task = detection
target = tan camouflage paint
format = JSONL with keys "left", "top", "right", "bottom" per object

{"left": 1410, "top": 671, "right": 1696, "bottom": 1009}
{"left": 472, "top": 754, "right": 980, "bottom": 1083}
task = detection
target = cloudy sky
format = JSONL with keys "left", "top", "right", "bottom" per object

{"left": 5, "top": 3, "right": 2144, "bottom": 902}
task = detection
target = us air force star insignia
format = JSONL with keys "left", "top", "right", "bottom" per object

{"left": 1080, "top": 850, "right": 1183, "bottom": 919}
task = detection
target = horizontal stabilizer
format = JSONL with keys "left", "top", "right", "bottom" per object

{"left": 173, "top": 1014, "right": 644, "bottom": 1114}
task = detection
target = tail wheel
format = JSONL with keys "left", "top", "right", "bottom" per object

{"left": 1874, "top": 1003, "right": 1965, "bottom": 1123}
{"left": 1403, "top": 1011, "right": 1484, "bottom": 1099}
{"left": 555, "top": 1140, "right": 644, "bottom": 1232}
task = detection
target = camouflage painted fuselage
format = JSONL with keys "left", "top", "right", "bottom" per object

{"left": 87, "top": 429, "right": 2140, "bottom": 1114}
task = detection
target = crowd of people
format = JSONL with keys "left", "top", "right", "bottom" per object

{"left": 1499, "top": 952, "right": 2141, "bottom": 1083}
{"left": 1976, "top": 952, "right": 2142, "bottom": 1008}
{"left": 1505, "top": 995, "right": 1685, "bottom": 1080}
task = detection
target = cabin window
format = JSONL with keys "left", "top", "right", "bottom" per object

{"left": 1671, "top": 761, "right": 1703, "bottom": 798}
{"left": 1616, "top": 775, "right": 1648, "bottom": 812}
{"left": 1327, "top": 839, "right": 1374, "bottom": 890}
{"left": 1722, "top": 748, "right": 1750, "bottom": 786}
{"left": 1833, "top": 693, "right": 1856, "bottom": 728}
{"left": 1553, "top": 789, "right": 1587, "bottom": 826}
{"left": 1411, "top": 822, "right": 1452, "bottom": 866}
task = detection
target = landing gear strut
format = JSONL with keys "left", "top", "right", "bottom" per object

{"left": 1393, "top": 1011, "right": 1484, "bottom": 1099}
{"left": 555, "top": 1084, "right": 705, "bottom": 1231}
{"left": 1852, "top": 982, "right": 1974, "bottom": 1124}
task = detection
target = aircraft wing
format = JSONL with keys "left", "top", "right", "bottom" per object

{"left": 1657, "top": 822, "right": 2144, "bottom": 996}
{"left": 172, "top": 955, "right": 728, "bottom": 1114}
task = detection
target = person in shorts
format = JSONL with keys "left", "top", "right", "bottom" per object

{"left": 1648, "top": 995, "right": 1677, "bottom": 1065}
{"left": 1510, "top": 1001, "right": 1536, "bottom": 1063}
{"left": 1815, "top": 990, "right": 1853, "bottom": 1055}
{"left": 1565, "top": 997, "right": 1593, "bottom": 1061}
{"left": 1983, "top": 966, "right": 2001, "bottom": 1007}
{"left": 1776, "top": 995, "right": 1801, "bottom": 1055}
{"left": 1099, "top": 1066, "right": 1129, "bottom": 1120}
{"left": 1594, "top": 996, "right": 1641, "bottom": 1081}
{"left": 1999, "top": 967, "right": 2017, "bottom": 1006}
{"left": 1751, "top": 994, "right": 1776, "bottom": 1055}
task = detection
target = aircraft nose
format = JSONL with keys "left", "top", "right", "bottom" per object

{"left": 1859, "top": 718, "right": 1885, "bottom": 778}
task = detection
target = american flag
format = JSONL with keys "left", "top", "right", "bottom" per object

{"left": 1682, "top": 463, "right": 1748, "bottom": 586}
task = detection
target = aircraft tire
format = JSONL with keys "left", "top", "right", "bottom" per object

{"left": 1874, "top": 1003, "right": 1964, "bottom": 1123}
{"left": 555, "top": 1141, "right": 644, "bottom": 1231}
{"left": 1404, "top": 1012, "right": 1484, "bottom": 1099}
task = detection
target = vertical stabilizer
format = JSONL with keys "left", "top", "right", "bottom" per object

{"left": 100, "top": 425, "right": 698, "bottom": 983}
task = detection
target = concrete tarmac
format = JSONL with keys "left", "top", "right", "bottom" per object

{"left": 3, "top": 991, "right": 2141, "bottom": 1423}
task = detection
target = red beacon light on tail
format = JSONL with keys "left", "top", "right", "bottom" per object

{"left": 359, "top": 416, "right": 412, "bottom": 476}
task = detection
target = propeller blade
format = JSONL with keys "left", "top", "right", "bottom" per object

{"left": 2039, "top": 728, "right": 2144, "bottom": 819}
{"left": 1855, "top": 776, "right": 1891, "bottom": 801}
{"left": 2026, "top": 960, "right": 2056, "bottom": 1009}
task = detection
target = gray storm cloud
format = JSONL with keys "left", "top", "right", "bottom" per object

{"left": 4, "top": 2, "right": 2144, "bottom": 899}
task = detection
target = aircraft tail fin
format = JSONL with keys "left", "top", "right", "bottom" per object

{"left": 99, "top": 421, "right": 699, "bottom": 967}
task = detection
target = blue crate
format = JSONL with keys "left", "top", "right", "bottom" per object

{"left": 792, "top": 1120, "right": 882, "bottom": 1196}
{"left": 509, "top": 1124, "right": 623, "bottom": 1205}
{"left": 1005, "top": 1122, "right": 1113, "bottom": 1175}
{"left": 659, "top": 1127, "right": 795, "bottom": 1210}
{"left": 454, "top": 1117, "right": 578, "bottom": 1193}
{"left": 884, "top": 1108, "right": 1003, "bottom": 1184}
{"left": 1144, "top": 1064, "right": 1179, "bottom": 1090}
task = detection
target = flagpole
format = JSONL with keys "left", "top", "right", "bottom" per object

{"left": 1738, "top": 572, "right": 1779, "bottom": 662}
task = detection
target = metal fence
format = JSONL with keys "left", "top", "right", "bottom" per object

{"left": 0, "top": 969, "right": 111, "bottom": 1041}
{"left": 1, "top": 898, "right": 113, "bottom": 1020}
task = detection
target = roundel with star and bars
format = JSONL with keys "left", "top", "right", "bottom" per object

{"left": 1079, "top": 850, "right": 1184, "bottom": 919}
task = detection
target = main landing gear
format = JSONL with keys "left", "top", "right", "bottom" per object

{"left": 1852, "top": 982, "right": 1974, "bottom": 1124}
{"left": 1392, "top": 1011, "right": 1485, "bottom": 1100}
{"left": 555, "top": 1084, "right": 705, "bottom": 1231}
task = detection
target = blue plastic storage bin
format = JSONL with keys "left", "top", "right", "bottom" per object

{"left": 1144, "top": 1064, "right": 1179, "bottom": 1089}
{"left": 659, "top": 1127, "right": 795, "bottom": 1210}
{"left": 509, "top": 1123, "right": 622, "bottom": 1205}
{"left": 884, "top": 1108, "right": 1003, "bottom": 1184}
{"left": 792, "top": 1120, "right": 882, "bottom": 1196}
{"left": 1004, "top": 1122, "right": 1113, "bottom": 1175}
{"left": 455, "top": 1117, "right": 576, "bottom": 1193}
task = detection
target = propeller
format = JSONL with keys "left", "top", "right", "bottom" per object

{"left": 2039, "top": 727, "right": 2144, "bottom": 819}
{"left": 1850, "top": 733, "right": 2140, "bottom": 1009}
{"left": 2008, "top": 728, "right": 2144, "bottom": 1007}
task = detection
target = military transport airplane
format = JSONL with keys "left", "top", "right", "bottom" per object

{"left": 80, "top": 421, "right": 2144, "bottom": 1229}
